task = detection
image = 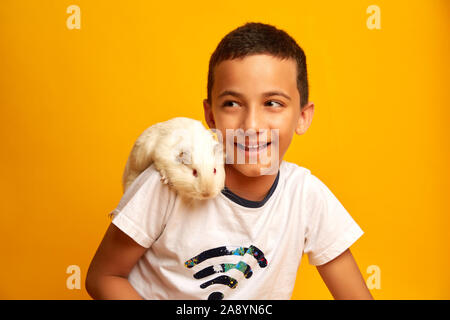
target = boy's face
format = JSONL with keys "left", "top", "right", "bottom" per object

{"left": 204, "top": 54, "right": 314, "bottom": 178}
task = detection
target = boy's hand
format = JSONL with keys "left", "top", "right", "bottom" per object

{"left": 316, "top": 249, "right": 374, "bottom": 300}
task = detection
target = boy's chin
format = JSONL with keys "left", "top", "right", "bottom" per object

{"left": 226, "top": 162, "right": 279, "bottom": 177}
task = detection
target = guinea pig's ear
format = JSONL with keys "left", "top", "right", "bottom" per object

{"left": 176, "top": 149, "right": 192, "bottom": 165}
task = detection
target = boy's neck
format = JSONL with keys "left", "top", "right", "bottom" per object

{"left": 223, "top": 164, "right": 280, "bottom": 202}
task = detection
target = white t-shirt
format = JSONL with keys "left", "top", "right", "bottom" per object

{"left": 109, "top": 160, "right": 364, "bottom": 300}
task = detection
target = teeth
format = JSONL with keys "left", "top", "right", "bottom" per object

{"left": 237, "top": 143, "right": 269, "bottom": 149}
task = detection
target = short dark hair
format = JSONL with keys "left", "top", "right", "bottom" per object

{"left": 207, "top": 22, "right": 309, "bottom": 109}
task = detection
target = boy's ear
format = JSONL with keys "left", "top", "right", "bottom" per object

{"left": 203, "top": 99, "right": 216, "bottom": 129}
{"left": 295, "top": 101, "right": 315, "bottom": 135}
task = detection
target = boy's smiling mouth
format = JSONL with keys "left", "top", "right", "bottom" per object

{"left": 230, "top": 137, "right": 277, "bottom": 174}
{"left": 227, "top": 130, "right": 277, "bottom": 164}
{"left": 235, "top": 141, "right": 271, "bottom": 152}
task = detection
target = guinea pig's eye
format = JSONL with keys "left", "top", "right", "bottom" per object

{"left": 214, "top": 168, "right": 216, "bottom": 174}
{"left": 193, "top": 169, "right": 198, "bottom": 177}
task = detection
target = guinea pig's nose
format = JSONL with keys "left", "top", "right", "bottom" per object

{"left": 202, "top": 192, "right": 210, "bottom": 198}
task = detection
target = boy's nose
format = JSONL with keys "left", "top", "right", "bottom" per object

{"left": 242, "top": 107, "right": 261, "bottom": 131}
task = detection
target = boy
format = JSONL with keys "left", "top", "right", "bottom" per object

{"left": 86, "top": 22, "right": 373, "bottom": 300}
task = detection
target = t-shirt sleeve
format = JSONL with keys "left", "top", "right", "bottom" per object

{"left": 108, "top": 164, "right": 173, "bottom": 248}
{"left": 302, "top": 173, "right": 364, "bottom": 266}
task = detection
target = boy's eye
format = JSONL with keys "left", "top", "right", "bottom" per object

{"left": 222, "top": 100, "right": 283, "bottom": 107}
{"left": 222, "top": 100, "right": 239, "bottom": 107}
{"left": 265, "top": 100, "right": 283, "bottom": 107}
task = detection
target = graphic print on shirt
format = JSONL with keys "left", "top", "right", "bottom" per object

{"left": 184, "top": 245, "right": 268, "bottom": 300}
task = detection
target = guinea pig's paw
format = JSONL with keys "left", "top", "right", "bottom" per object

{"left": 159, "top": 169, "right": 169, "bottom": 184}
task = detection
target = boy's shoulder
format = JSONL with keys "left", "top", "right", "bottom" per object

{"left": 280, "top": 160, "right": 330, "bottom": 199}
{"left": 281, "top": 160, "right": 310, "bottom": 173}
{"left": 110, "top": 163, "right": 172, "bottom": 217}
{"left": 280, "top": 160, "right": 312, "bottom": 183}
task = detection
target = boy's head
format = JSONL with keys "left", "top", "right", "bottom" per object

{"left": 203, "top": 22, "right": 314, "bottom": 178}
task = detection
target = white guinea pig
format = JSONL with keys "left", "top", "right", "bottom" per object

{"left": 121, "top": 117, "right": 226, "bottom": 204}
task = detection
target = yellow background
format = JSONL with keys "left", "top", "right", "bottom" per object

{"left": 0, "top": 0, "right": 449, "bottom": 299}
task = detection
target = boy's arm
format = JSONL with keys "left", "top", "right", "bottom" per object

{"left": 316, "top": 248, "right": 373, "bottom": 300}
{"left": 86, "top": 223, "right": 147, "bottom": 300}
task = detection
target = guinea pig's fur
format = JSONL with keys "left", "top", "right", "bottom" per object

{"left": 121, "top": 117, "right": 225, "bottom": 205}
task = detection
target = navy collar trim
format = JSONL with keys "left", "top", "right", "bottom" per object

{"left": 220, "top": 169, "right": 280, "bottom": 208}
